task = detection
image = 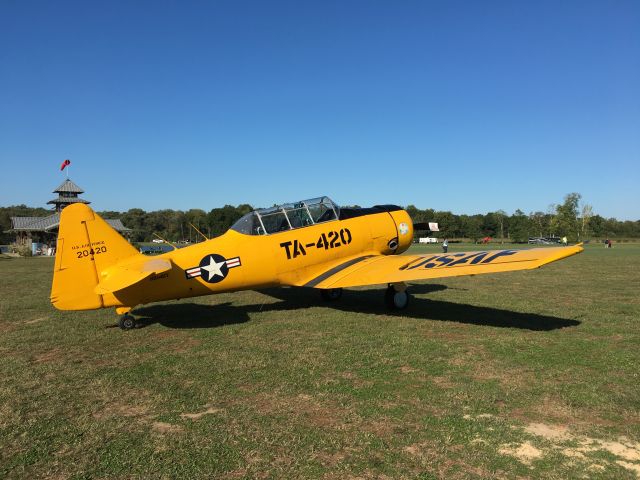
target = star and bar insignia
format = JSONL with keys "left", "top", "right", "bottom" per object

{"left": 185, "top": 254, "right": 241, "bottom": 283}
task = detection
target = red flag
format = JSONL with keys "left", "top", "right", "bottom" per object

{"left": 60, "top": 159, "right": 71, "bottom": 171}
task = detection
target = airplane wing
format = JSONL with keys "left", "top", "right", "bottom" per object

{"left": 299, "top": 245, "right": 583, "bottom": 289}
{"left": 94, "top": 257, "right": 172, "bottom": 294}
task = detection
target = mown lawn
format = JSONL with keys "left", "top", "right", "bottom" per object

{"left": 0, "top": 243, "right": 638, "bottom": 479}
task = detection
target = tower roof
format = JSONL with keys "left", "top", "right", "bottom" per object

{"left": 53, "top": 179, "right": 84, "bottom": 194}
{"left": 10, "top": 213, "right": 130, "bottom": 232}
{"left": 47, "top": 196, "right": 91, "bottom": 206}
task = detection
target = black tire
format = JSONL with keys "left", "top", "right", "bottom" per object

{"left": 385, "top": 286, "right": 410, "bottom": 310}
{"left": 321, "top": 288, "right": 343, "bottom": 301}
{"left": 118, "top": 315, "right": 136, "bottom": 330}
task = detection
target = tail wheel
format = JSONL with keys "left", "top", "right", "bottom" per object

{"left": 118, "top": 314, "right": 136, "bottom": 330}
{"left": 321, "top": 288, "right": 343, "bottom": 301}
{"left": 385, "top": 285, "right": 410, "bottom": 310}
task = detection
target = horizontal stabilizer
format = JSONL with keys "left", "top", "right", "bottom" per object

{"left": 95, "top": 257, "right": 172, "bottom": 294}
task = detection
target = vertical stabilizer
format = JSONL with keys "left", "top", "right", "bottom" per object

{"left": 51, "top": 204, "right": 140, "bottom": 310}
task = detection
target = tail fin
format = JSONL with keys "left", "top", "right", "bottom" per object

{"left": 51, "top": 204, "right": 141, "bottom": 310}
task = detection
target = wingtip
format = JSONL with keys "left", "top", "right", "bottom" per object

{"left": 565, "top": 243, "right": 584, "bottom": 254}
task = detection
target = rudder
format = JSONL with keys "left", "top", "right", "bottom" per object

{"left": 51, "top": 204, "right": 140, "bottom": 310}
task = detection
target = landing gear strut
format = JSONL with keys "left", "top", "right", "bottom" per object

{"left": 385, "top": 283, "right": 410, "bottom": 310}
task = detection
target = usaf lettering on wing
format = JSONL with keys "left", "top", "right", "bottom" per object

{"left": 399, "top": 250, "right": 517, "bottom": 270}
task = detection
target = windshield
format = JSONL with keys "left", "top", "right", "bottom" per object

{"left": 230, "top": 196, "right": 339, "bottom": 235}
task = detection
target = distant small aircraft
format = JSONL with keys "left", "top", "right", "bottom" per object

{"left": 51, "top": 197, "right": 583, "bottom": 329}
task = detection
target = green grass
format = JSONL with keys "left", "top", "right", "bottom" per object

{"left": 1, "top": 244, "right": 639, "bottom": 479}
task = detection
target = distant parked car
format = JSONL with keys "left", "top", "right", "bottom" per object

{"left": 152, "top": 239, "right": 164, "bottom": 243}
{"left": 528, "top": 237, "right": 562, "bottom": 245}
{"left": 140, "top": 244, "right": 174, "bottom": 255}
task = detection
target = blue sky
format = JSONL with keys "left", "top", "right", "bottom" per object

{"left": 1, "top": 0, "right": 638, "bottom": 219}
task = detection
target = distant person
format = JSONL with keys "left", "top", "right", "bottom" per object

{"left": 609, "top": 239, "right": 613, "bottom": 248}
{"left": 442, "top": 238, "right": 448, "bottom": 253}
{"left": 562, "top": 236, "right": 568, "bottom": 246}
{"left": 605, "top": 239, "right": 609, "bottom": 248}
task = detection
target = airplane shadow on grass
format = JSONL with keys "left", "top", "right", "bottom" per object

{"left": 132, "top": 283, "right": 580, "bottom": 332}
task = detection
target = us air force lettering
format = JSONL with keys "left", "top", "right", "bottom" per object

{"left": 50, "top": 197, "right": 583, "bottom": 329}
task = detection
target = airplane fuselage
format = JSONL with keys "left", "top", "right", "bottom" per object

{"left": 106, "top": 208, "right": 413, "bottom": 309}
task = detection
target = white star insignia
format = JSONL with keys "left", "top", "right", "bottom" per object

{"left": 200, "top": 256, "right": 225, "bottom": 281}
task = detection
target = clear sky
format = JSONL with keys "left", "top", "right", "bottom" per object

{"left": 1, "top": 0, "right": 638, "bottom": 219}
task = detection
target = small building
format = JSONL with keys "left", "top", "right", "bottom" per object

{"left": 8, "top": 179, "right": 130, "bottom": 255}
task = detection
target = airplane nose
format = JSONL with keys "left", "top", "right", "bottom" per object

{"left": 389, "top": 210, "right": 413, "bottom": 254}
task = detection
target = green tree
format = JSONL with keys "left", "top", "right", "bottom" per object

{"left": 406, "top": 205, "right": 420, "bottom": 222}
{"left": 207, "top": 205, "right": 248, "bottom": 237}
{"left": 509, "top": 209, "right": 530, "bottom": 243}
{"left": 146, "top": 210, "right": 174, "bottom": 241}
{"left": 480, "top": 212, "right": 498, "bottom": 238}
{"left": 547, "top": 204, "right": 558, "bottom": 237}
{"left": 460, "top": 215, "right": 483, "bottom": 242}
{"left": 434, "top": 211, "right": 457, "bottom": 238}
{"left": 529, "top": 211, "right": 548, "bottom": 237}
{"left": 120, "top": 208, "right": 148, "bottom": 242}
{"left": 406, "top": 205, "right": 435, "bottom": 225}
{"left": 580, "top": 204, "right": 593, "bottom": 239}
{"left": 589, "top": 215, "right": 605, "bottom": 237}
{"left": 492, "top": 210, "right": 507, "bottom": 244}
{"left": 555, "top": 193, "right": 581, "bottom": 241}
{"left": 185, "top": 209, "right": 208, "bottom": 242}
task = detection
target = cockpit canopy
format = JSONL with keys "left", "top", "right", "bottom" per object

{"left": 230, "top": 196, "right": 340, "bottom": 235}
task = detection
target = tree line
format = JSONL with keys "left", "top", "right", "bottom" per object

{"left": 408, "top": 193, "right": 639, "bottom": 242}
{"left": 1, "top": 193, "right": 638, "bottom": 244}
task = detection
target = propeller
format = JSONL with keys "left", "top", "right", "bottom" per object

{"left": 413, "top": 222, "right": 432, "bottom": 230}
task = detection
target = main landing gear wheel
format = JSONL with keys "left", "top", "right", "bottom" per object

{"left": 321, "top": 288, "right": 343, "bottom": 301}
{"left": 118, "top": 314, "right": 136, "bottom": 330}
{"left": 385, "top": 285, "right": 410, "bottom": 310}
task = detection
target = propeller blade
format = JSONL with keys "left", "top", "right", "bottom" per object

{"left": 413, "top": 223, "right": 432, "bottom": 230}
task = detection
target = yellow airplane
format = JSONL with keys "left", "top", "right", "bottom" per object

{"left": 51, "top": 197, "right": 583, "bottom": 329}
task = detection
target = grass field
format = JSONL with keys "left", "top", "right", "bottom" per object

{"left": 1, "top": 243, "right": 639, "bottom": 479}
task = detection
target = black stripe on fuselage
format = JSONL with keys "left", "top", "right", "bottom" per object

{"left": 338, "top": 204, "right": 403, "bottom": 220}
{"left": 304, "top": 255, "right": 376, "bottom": 287}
